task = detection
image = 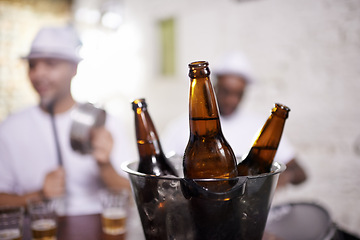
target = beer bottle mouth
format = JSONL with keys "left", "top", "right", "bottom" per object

{"left": 275, "top": 103, "right": 290, "bottom": 112}
{"left": 272, "top": 103, "right": 290, "bottom": 118}
{"left": 132, "top": 99, "right": 147, "bottom": 111}
{"left": 189, "top": 61, "right": 208, "bottom": 68}
{"left": 188, "top": 61, "right": 210, "bottom": 78}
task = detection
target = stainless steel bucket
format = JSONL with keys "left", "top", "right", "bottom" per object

{"left": 122, "top": 156, "right": 285, "bottom": 240}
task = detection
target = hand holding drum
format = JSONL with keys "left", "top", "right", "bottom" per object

{"left": 70, "top": 103, "right": 107, "bottom": 155}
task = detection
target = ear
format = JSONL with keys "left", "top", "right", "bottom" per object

{"left": 71, "top": 63, "right": 79, "bottom": 77}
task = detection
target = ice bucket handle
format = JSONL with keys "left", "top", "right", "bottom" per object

{"left": 180, "top": 177, "right": 248, "bottom": 201}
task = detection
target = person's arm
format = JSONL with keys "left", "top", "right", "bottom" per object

{"left": 0, "top": 167, "right": 65, "bottom": 207}
{"left": 91, "top": 127, "right": 131, "bottom": 191}
{"left": 97, "top": 162, "right": 131, "bottom": 190}
{"left": 0, "top": 192, "right": 43, "bottom": 207}
{"left": 277, "top": 158, "right": 307, "bottom": 188}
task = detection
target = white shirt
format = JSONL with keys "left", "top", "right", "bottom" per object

{"left": 162, "top": 108, "right": 295, "bottom": 164}
{"left": 0, "top": 105, "right": 134, "bottom": 216}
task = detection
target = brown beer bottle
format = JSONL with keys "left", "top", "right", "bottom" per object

{"left": 183, "top": 61, "right": 238, "bottom": 190}
{"left": 132, "top": 99, "right": 178, "bottom": 176}
{"left": 237, "top": 103, "right": 290, "bottom": 176}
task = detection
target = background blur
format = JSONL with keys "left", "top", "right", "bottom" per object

{"left": 1, "top": 0, "right": 359, "bottom": 236}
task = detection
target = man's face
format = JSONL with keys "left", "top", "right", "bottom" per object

{"left": 215, "top": 74, "right": 247, "bottom": 117}
{"left": 28, "top": 58, "right": 77, "bottom": 109}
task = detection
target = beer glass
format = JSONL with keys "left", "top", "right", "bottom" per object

{"left": 27, "top": 198, "right": 57, "bottom": 240}
{"left": 0, "top": 206, "right": 24, "bottom": 240}
{"left": 100, "top": 189, "right": 129, "bottom": 237}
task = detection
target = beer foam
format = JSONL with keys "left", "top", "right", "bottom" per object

{"left": 102, "top": 208, "right": 126, "bottom": 219}
{"left": 0, "top": 228, "right": 21, "bottom": 240}
{"left": 31, "top": 219, "right": 56, "bottom": 231}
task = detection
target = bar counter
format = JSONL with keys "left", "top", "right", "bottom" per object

{"left": 22, "top": 208, "right": 145, "bottom": 240}
{"left": 20, "top": 212, "right": 283, "bottom": 240}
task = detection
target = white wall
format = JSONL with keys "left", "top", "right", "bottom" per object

{"left": 116, "top": 0, "right": 360, "bottom": 235}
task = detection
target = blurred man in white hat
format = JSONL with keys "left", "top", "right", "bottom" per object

{"left": 0, "top": 26, "right": 133, "bottom": 215}
{"left": 162, "top": 52, "right": 306, "bottom": 187}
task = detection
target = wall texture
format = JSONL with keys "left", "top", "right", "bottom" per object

{"left": 0, "top": 0, "right": 71, "bottom": 121}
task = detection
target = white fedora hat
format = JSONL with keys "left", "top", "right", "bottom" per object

{"left": 23, "top": 26, "right": 82, "bottom": 63}
{"left": 213, "top": 51, "right": 255, "bottom": 84}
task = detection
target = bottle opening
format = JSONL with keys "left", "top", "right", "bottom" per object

{"left": 132, "top": 98, "right": 147, "bottom": 111}
{"left": 275, "top": 103, "right": 290, "bottom": 112}
{"left": 188, "top": 61, "right": 210, "bottom": 78}
{"left": 272, "top": 103, "right": 290, "bottom": 118}
{"left": 189, "top": 61, "right": 208, "bottom": 68}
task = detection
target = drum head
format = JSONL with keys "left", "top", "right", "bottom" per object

{"left": 265, "top": 202, "right": 335, "bottom": 240}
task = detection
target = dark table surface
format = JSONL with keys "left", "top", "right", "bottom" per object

{"left": 21, "top": 213, "right": 279, "bottom": 240}
{"left": 21, "top": 213, "right": 358, "bottom": 240}
{"left": 23, "top": 214, "right": 126, "bottom": 240}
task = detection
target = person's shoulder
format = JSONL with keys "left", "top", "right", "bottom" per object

{"left": 162, "top": 112, "right": 188, "bottom": 134}
{"left": 104, "top": 111, "right": 127, "bottom": 128}
{"left": 0, "top": 106, "right": 38, "bottom": 128}
{"left": 167, "top": 112, "right": 188, "bottom": 126}
{"left": 0, "top": 106, "right": 40, "bottom": 140}
{"left": 229, "top": 108, "right": 264, "bottom": 126}
{"left": 239, "top": 109, "right": 263, "bottom": 121}
{"left": 103, "top": 111, "right": 132, "bottom": 140}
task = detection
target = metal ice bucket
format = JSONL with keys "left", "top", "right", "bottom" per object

{"left": 122, "top": 155, "right": 285, "bottom": 240}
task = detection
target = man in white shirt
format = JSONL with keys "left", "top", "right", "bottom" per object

{"left": 0, "top": 26, "right": 132, "bottom": 215}
{"left": 162, "top": 52, "right": 306, "bottom": 187}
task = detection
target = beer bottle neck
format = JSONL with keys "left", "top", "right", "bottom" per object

{"left": 188, "top": 76, "right": 222, "bottom": 136}
{"left": 134, "top": 107, "right": 163, "bottom": 157}
{"left": 252, "top": 107, "right": 288, "bottom": 149}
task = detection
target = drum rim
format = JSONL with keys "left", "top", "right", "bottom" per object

{"left": 267, "top": 202, "right": 337, "bottom": 240}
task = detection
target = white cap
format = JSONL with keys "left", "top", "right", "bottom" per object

{"left": 23, "top": 26, "right": 82, "bottom": 63}
{"left": 213, "top": 51, "right": 255, "bottom": 84}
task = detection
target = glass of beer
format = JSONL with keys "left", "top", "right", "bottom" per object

{"left": 27, "top": 198, "right": 57, "bottom": 240}
{"left": 100, "top": 189, "right": 129, "bottom": 237}
{"left": 0, "top": 206, "right": 24, "bottom": 240}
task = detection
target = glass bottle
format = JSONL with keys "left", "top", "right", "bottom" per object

{"left": 183, "top": 61, "right": 238, "bottom": 191}
{"left": 237, "top": 103, "right": 290, "bottom": 176}
{"left": 132, "top": 98, "right": 178, "bottom": 176}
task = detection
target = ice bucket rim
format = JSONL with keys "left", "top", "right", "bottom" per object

{"left": 121, "top": 158, "right": 286, "bottom": 181}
